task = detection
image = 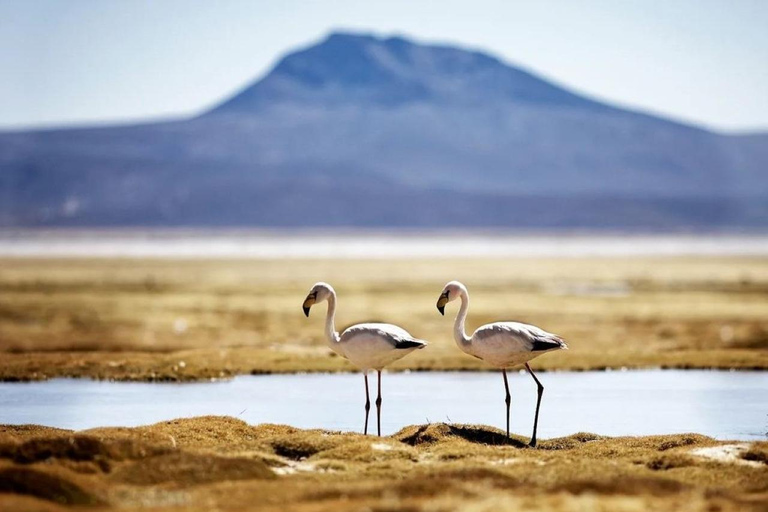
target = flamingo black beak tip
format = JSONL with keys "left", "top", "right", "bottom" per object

{"left": 303, "top": 306, "right": 310, "bottom": 317}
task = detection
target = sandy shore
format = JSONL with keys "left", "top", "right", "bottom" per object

{"left": 0, "top": 416, "right": 766, "bottom": 511}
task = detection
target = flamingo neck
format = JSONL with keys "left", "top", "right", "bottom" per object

{"left": 324, "top": 290, "right": 343, "bottom": 353}
{"left": 453, "top": 291, "right": 472, "bottom": 350}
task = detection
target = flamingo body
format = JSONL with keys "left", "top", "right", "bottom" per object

{"left": 303, "top": 282, "right": 426, "bottom": 435}
{"left": 339, "top": 323, "right": 425, "bottom": 370}
{"left": 465, "top": 322, "right": 567, "bottom": 368}
{"left": 436, "top": 280, "right": 567, "bottom": 446}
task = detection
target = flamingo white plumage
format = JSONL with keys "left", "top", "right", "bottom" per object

{"left": 303, "top": 282, "right": 427, "bottom": 436}
{"left": 436, "top": 281, "right": 567, "bottom": 447}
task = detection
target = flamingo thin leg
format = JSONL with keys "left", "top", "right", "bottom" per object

{"left": 375, "top": 370, "right": 383, "bottom": 437}
{"left": 525, "top": 363, "right": 544, "bottom": 447}
{"left": 363, "top": 373, "right": 371, "bottom": 435}
{"left": 502, "top": 369, "right": 511, "bottom": 438}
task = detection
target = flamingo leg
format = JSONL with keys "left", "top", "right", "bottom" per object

{"left": 363, "top": 372, "right": 371, "bottom": 435}
{"left": 525, "top": 363, "right": 544, "bottom": 447}
{"left": 375, "top": 370, "right": 383, "bottom": 437}
{"left": 502, "top": 369, "right": 511, "bottom": 438}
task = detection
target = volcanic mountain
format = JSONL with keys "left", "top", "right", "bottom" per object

{"left": 1, "top": 32, "right": 766, "bottom": 228}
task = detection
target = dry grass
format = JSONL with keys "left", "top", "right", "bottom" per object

{"left": 0, "top": 416, "right": 766, "bottom": 511}
{"left": 0, "top": 257, "right": 767, "bottom": 380}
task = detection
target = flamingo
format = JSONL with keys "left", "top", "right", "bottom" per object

{"left": 303, "top": 282, "right": 427, "bottom": 436}
{"left": 436, "top": 281, "right": 567, "bottom": 446}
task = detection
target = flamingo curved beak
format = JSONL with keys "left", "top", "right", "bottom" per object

{"left": 436, "top": 293, "right": 449, "bottom": 316}
{"left": 302, "top": 294, "right": 316, "bottom": 317}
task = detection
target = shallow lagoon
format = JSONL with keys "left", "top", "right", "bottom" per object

{"left": 1, "top": 370, "right": 765, "bottom": 440}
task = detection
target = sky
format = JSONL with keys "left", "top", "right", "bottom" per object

{"left": 1, "top": 0, "right": 767, "bottom": 132}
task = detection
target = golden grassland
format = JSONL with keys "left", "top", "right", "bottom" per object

{"left": 0, "top": 416, "right": 766, "bottom": 511}
{"left": 0, "top": 256, "right": 767, "bottom": 380}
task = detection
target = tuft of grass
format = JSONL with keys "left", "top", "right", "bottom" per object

{"left": 109, "top": 452, "right": 274, "bottom": 485}
{"left": 742, "top": 442, "right": 768, "bottom": 465}
{"left": 0, "top": 466, "right": 106, "bottom": 505}
{"left": 646, "top": 453, "right": 697, "bottom": 470}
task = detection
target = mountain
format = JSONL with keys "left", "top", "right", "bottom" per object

{"left": 1, "top": 31, "right": 766, "bottom": 228}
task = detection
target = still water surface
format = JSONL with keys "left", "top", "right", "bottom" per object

{"left": 1, "top": 370, "right": 765, "bottom": 440}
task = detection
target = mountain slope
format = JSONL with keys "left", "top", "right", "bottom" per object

{"left": 212, "top": 33, "right": 604, "bottom": 111}
{"left": 0, "top": 32, "right": 766, "bottom": 228}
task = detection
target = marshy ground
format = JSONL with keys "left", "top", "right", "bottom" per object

{"left": 0, "top": 416, "right": 766, "bottom": 511}
{"left": 0, "top": 257, "right": 766, "bottom": 380}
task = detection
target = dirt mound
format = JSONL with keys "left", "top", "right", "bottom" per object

{"left": 656, "top": 434, "right": 713, "bottom": 451}
{"left": 418, "top": 466, "right": 522, "bottom": 489}
{"left": 0, "top": 494, "right": 65, "bottom": 512}
{"left": 0, "top": 425, "right": 70, "bottom": 442}
{"left": 93, "top": 416, "right": 261, "bottom": 453}
{"left": 742, "top": 442, "right": 768, "bottom": 465}
{"left": 4, "top": 434, "right": 171, "bottom": 464}
{"left": 395, "top": 424, "right": 613, "bottom": 451}
{"left": 110, "top": 451, "right": 274, "bottom": 485}
{"left": 261, "top": 428, "right": 357, "bottom": 460}
{"left": 536, "top": 432, "right": 606, "bottom": 450}
{"left": 0, "top": 418, "right": 765, "bottom": 512}
{"left": 0, "top": 466, "right": 104, "bottom": 505}
{"left": 560, "top": 475, "right": 688, "bottom": 496}
{"left": 395, "top": 423, "right": 527, "bottom": 447}
{"left": 312, "top": 439, "right": 418, "bottom": 463}
{"left": 646, "top": 453, "right": 697, "bottom": 470}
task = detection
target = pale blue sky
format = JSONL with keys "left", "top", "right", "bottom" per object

{"left": 2, "top": 0, "right": 767, "bottom": 132}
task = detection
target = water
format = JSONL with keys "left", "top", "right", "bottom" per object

{"left": 2, "top": 230, "right": 768, "bottom": 258}
{"left": 1, "top": 371, "right": 765, "bottom": 440}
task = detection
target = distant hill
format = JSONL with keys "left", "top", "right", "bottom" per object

{"left": 1, "top": 31, "right": 766, "bottom": 229}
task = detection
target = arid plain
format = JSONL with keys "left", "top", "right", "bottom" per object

{"left": 0, "top": 256, "right": 766, "bottom": 379}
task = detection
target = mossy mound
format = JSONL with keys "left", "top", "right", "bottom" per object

{"left": 0, "top": 417, "right": 765, "bottom": 512}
